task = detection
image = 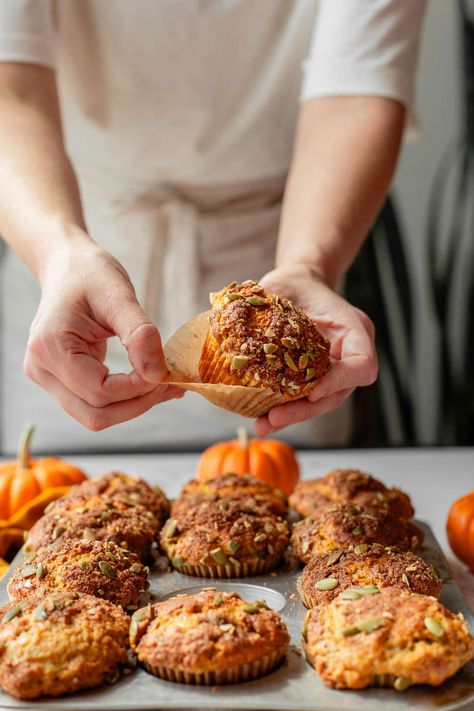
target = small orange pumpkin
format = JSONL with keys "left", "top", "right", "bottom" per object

{"left": 0, "top": 425, "right": 87, "bottom": 520}
{"left": 196, "top": 428, "right": 300, "bottom": 496}
{"left": 447, "top": 490, "right": 474, "bottom": 572}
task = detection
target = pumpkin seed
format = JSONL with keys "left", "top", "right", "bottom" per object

{"left": 132, "top": 604, "right": 152, "bottom": 622}
{"left": 376, "top": 492, "right": 389, "bottom": 503}
{"left": 2, "top": 604, "right": 22, "bottom": 623}
{"left": 246, "top": 296, "right": 266, "bottom": 306}
{"left": 298, "top": 353, "right": 309, "bottom": 370}
{"left": 351, "top": 527, "right": 363, "bottom": 536}
{"left": 281, "top": 337, "right": 296, "bottom": 349}
{"left": 327, "top": 549, "right": 344, "bottom": 566}
{"left": 357, "top": 617, "right": 386, "bottom": 632}
{"left": 264, "top": 522, "right": 275, "bottom": 534}
{"left": 254, "top": 533, "right": 267, "bottom": 543}
{"left": 34, "top": 604, "right": 47, "bottom": 621}
{"left": 263, "top": 343, "right": 278, "bottom": 354}
{"left": 211, "top": 547, "right": 229, "bottom": 565}
{"left": 52, "top": 526, "right": 65, "bottom": 541}
{"left": 315, "top": 577, "right": 338, "bottom": 591}
{"left": 83, "top": 529, "right": 96, "bottom": 542}
{"left": 36, "top": 562, "right": 45, "bottom": 580}
{"left": 301, "top": 541, "right": 310, "bottom": 555}
{"left": 164, "top": 519, "right": 177, "bottom": 538}
{"left": 394, "top": 676, "right": 412, "bottom": 692}
{"left": 129, "top": 618, "right": 138, "bottom": 638}
{"left": 265, "top": 328, "right": 276, "bottom": 338}
{"left": 342, "top": 625, "right": 361, "bottom": 637}
{"left": 354, "top": 544, "right": 369, "bottom": 554}
{"left": 402, "top": 573, "right": 411, "bottom": 587}
{"left": 79, "top": 560, "right": 91, "bottom": 571}
{"left": 231, "top": 355, "right": 249, "bottom": 370}
{"left": 99, "top": 561, "right": 118, "bottom": 579}
{"left": 228, "top": 540, "right": 240, "bottom": 555}
{"left": 283, "top": 352, "right": 298, "bottom": 372}
{"left": 424, "top": 617, "right": 444, "bottom": 637}
{"left": 24, "top": 552, "right": 37, "bottom": 563}
{"left": 219, "top": 623, "right": 235, "bottom": 633}
{"left": 305, "top": 368, "right": 316, "bottom": 381}
{"left": 350, "top": 585, "right": 380, "bottom": 596}
{"left": 21, "top": 565, "right": 37, "bottom": 578}
{"left": 130, "top": 563, "right": 142, "bottom": 574}
{"left": 226, "top": 292, "right": 242, "bottom": 301}
{"left": 243, "top": 603, "right": 259, "bottom": 614}
{"left": 340, "top": 589, "right": 363, "bottom": 600}
{"left": 214, "top": 595, "right": 223, "bottom": 606}
{"left": 171, "top": 556, "right": 184, "bottom": 568}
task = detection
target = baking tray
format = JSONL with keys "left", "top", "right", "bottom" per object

{"left": 0, "top": 522, "right": 473, "bottom": 711}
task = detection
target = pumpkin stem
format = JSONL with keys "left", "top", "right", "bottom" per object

{"left": 18, "top": 424, "right": 35, "bottom": 469}
{"left": 237, "top": 427, "right": 249, "bottom": 450}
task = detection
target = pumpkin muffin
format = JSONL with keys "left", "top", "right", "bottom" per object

{"left": 48, "top": 470, "right": 169, "bottom": 523}
{"left": 297, "top": 545, "right": 441, "bottom": 608}
{"left": 26, "top": 495, "right": 160, "bottom": 560}
{"left": 160, "top": 498, "right": 290, "bottom": 577}
{"left": 173, "top": 473, "right": 288, "bottom": 518}
{"left": 199, "top": 280, "right": 330, "bottom": 402}
{"left": 289, "top": 469, "right": 414, "bottom": 520}
{"left": 130, "top": 589, "right": 289, "bottom": 684}
{"left": 303, "top": 586, "right": 474, "bottom": 690}
{"left": 8, "top": 540, "right": 148, "bottom": 609}
{"left": 291, "top": 503, "right": 423, "bottom": 565}
{"left": 0, "top": 592, "right": 129, "bottom": 699}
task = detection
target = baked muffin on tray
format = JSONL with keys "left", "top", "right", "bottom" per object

{"left": 173, "top": 473, "right": 288, "bottom": 518}
{"left": 26, "top": 495, "right": 160, "bottom": 561}
{"left": 199, "top": 280, "right": 330, "bottom": 402}
{"left": 303, "top": 586, "right": 474, "bottom": 690}
{"left": 160, "top": 498, "right": 290, "bottom": 577}
{"left": 0, "top": 592, "right": 129, "bottom": 699}
{"left": 47, "top": 470, "right": 169, "bottom": 523}
{"left": 291, "top": 503, "right": 423, "bottom": 565}
{"left": 8, "top": 540, "right": 148, "bottom": 610}
{"left": 130, "top": 589, "right": 289, "bottom": 685}
{"left": 289, "top": 468, "right": 414, "bottom": 520}
{"left": 297, "top": 545, "right": 441, "bottom": 608}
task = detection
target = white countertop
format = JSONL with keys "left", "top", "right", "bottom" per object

{"left": 53, "top": 446, "right": 474, "bottom": 611}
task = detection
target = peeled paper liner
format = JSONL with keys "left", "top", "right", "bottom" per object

{"left": 164, "top": 311, "right": 286, "bottom": 418}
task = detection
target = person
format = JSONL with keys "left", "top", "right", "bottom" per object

{"left": 0, "top": 1, "right": 426, "bottom": 453}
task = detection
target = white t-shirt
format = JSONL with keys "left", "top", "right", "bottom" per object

{"left": 0, "top": 0, "right": 426, "bottom": 452}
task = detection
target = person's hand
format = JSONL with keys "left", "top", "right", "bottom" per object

{"left": 255, "top": 264, "right": 377, "bottom": 435}
{"left": 24, "top": 240, "right": 184, "bottom": 430}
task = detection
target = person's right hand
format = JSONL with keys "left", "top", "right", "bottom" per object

{"left": 23, "top": 240, "right": 184, "bottom": 431}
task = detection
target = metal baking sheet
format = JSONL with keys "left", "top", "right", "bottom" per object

{"left": 0, "top": 522, "right": 473, "bottom": 711}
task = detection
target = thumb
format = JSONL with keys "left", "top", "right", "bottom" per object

{"left": 109, "top": 299, "right": 168, "bottom": 383}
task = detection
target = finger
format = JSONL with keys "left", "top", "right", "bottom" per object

{"left": 255, "top": 388, "right": 354, "bottom": 435}
{"left": 107, "top": 299, "right": 168, "bottom": 383}
{"left": 25, "top": 333, "right": 160, "bottom": 409}
{"left": 28, "top": 365, "right": 185, "bottom": 431}
{"left": 308, "top": 352, "right": 377, "bottom": 403}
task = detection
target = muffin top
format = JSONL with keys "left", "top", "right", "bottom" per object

{"left": 298, "top": 545, "right": 441, "bottom": 607}
{"left": 201, "top": 280, "right": 330, "bottom": 398}
{"left": 289, "top": 469, "right": 414, "bottom": 520}
{"left": 0, "top": 592, "right": 129, "bottom": 699}
{"left": 130, "top": 589, "right": 289, "bottom": 673}
{"left": 304, "top": 586, "right": 474, "bottom": 690}
{"left": 8, "top": 540, "right": 148, "bottom": 609}
{"left": 27, "top": 495, "right": 160, "bottom": 560}
{"left": 175, "top": 473, "right": 288, "bottom": 517}
{"left": 49, "top": 471, "right": 169, "bottom": 522}
{"left": 291, "top": 503, "right": 423, "bottom": 565}
{"left": 161, "top": 498, "right": 289, "bottom": 567}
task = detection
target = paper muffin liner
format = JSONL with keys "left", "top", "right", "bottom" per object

{"left": 164, "top": 311, "right": 290, "bottom": 418}
{"left": 296, "top": 577, "right": 319, "bottom": 609}
{"left": 173, "top": 553, "right": 283, "bottom": 579}
{"left": 143, "top": 649, "right": 286, "bottom": 685}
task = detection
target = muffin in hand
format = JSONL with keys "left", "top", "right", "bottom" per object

{"left": 199, "top": 280, "right": 330, "bottom": 403}
{"left": 130, "top": 589, "right": 289, "bottom": 684}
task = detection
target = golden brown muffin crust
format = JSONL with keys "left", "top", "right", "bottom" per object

{"left": 130, "top": 590, "right": 289, "bottom": 674}
{"left": 27, "top": 495, "right": 160, "bottom": 560}
{"left": 200, "top": 281, "right": 330, "bottom": 399}
{"left": 50, "top": 471, "right": 169, "bottom": 522}
{"left": 289, "top": 469, "right": 414, "bottom": 520}
{"left": 161, "top": 498, "right": 289, "bottom": 569}
{"left": 304, "top": 586, "right": 474, "bottom": 689}
{"left": 7, "top": 540, "right": 148, "bottom": 608}
{"left": 298, "top": 545, "right": 441, "bottom": 607}
{"left": 291, "top": 503, "right": 423, "bottom": 564}
{"left": 0, "top": 592, "right": 129, "bottom": 699}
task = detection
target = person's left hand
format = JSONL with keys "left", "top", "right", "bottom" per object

{"left": 255, "top": 264, "right": 377, "bottom": 435}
